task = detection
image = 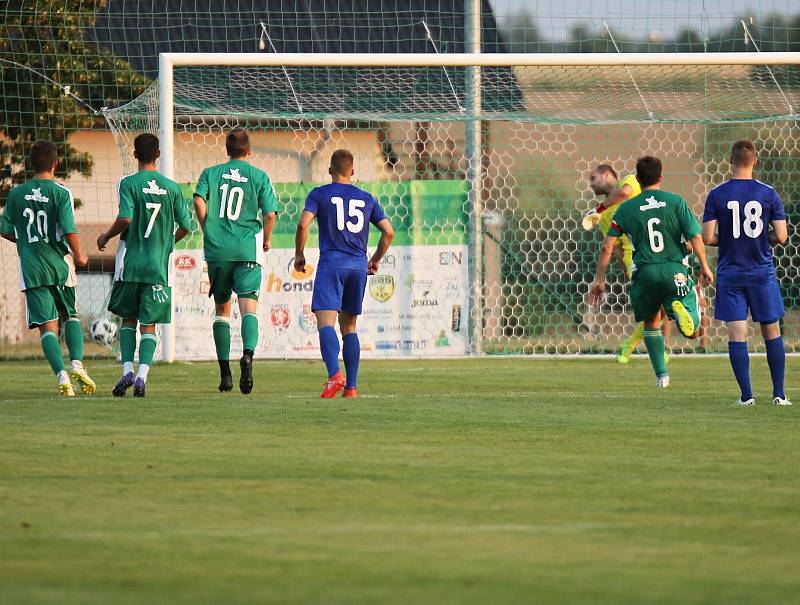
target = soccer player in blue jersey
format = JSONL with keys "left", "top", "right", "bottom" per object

{"left": 702, "top": 140, "right": 791, "bottom": 407}
{"left": 294, "top": 149, "right": 394, "bottom": 398}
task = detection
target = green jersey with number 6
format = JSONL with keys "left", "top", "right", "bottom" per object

{"left": 115, "top": 170, "right": 191, "bottom": 285}
{"left": 608, "top": 189, "right": 701, "bottom": 267}
{"left": 194, "top": 159, "right": 279, "bottom": 263}
{"left": 0, "top": 178, "right": 77, "bottom": 290}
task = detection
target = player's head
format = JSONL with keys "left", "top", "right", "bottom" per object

{"left": 329, "top": 149, "right": 354, "bottom": 180}
{"left": 731, "top": 139, "right": 757, "bottom": 169}
{"left": 635, "top": 156, "right": 662, "bottom": 188}
{"left": 226, "top": 128, "right": 251, "bottom": 159}
{"left": 30, "top": 140, "right": 59, "bottom": 174}
{"left": 133, "top": 133, "right": 160, "bottom": 164}
{"left": 589, "top": 164, "right": 618, "bottom": 195}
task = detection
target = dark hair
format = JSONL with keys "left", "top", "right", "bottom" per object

{"left": 731, "top": 139, "right": 756, "bottom": 167}
{"left": 635, "top": 156, "right": 662, "bottom": 188}
{"left": 30, "top": 140, "right": 58, "bottom": 173}
{"left": 330, "top": 149, "right": 354, "bottom": 176}
{"left": 226, "top": 128, "right": 250, "bottom": 159}
{"left": 134, "top": 133, "right": 160, "bottom": 164}
{"left": 593, "top": 163, "right": 617, "bottom": 179}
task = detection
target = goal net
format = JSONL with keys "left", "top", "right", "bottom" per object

{"left": 102, "top": 53, "right": 800, "bottom": 359}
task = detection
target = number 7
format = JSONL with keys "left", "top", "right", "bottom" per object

{"left": 144, "top": 202, "right": 161, "bottom": 239}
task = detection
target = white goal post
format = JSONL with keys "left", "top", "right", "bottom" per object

{"left": 154, "top": 52, "right": 800, "bottom": 361}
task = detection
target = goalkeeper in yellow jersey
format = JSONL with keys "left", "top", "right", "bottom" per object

{"left": 583, "top": 164, "right": 647, "bottom": 363}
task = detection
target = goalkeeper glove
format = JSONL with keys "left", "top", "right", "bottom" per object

{"left": 581, "top": 203, "right": 606, "bottom": 231}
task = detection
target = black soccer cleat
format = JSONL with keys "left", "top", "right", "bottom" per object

{"left": 239, "top": 350, "right": 254, "bottom": 395}
{"left": 112, "top": 372, "right": 135, "bottom": 397}
{"left": 133, "top": 377, "right": 146, "bottom": 398}
{"left": 218, "top": 373, "right": 233, "bottom": 392}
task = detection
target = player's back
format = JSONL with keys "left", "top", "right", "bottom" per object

{"left": 703, "top": 179, "right": 783, "bottom": 284}
{"left": 116, "top": 171, "right": 188, "bottom": 285}
{"left": 195, "top": 159, "right": 277, "bottom": 262}
{"left": 612, "top": 189, "right": 700, "bottom": 266}
{"left": 306, "top": 182, "right": 386, "bottom": 270}
{"left": 2, "top": 178, "right": 75, "bottom": 289}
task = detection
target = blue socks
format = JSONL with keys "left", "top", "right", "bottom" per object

{"left": 319, "top": 326, "right": 340, "bottom": 378}
{"left": 342, "top": 333, "right": 360, "bottom": 389}
{"left": 728, "top": 341, "right": 752, "bottom": 401}
{"left": 765, "top": 336, "right": 786, "bottom": 398}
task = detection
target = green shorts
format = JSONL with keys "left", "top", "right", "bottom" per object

{"left": 24, "top": 285, "right": 77, "bottom": 328}
{"left": 108, "top": 281, "right": 172, "bottom": 325}
{"left": 207, "top": 261, "right": 262, "bottom": 304}
{"left": 630, "top": 262, "right": 700, "bottom": 325}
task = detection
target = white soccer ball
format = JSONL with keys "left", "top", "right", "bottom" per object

{"left": 91, "top": 318, "right": 118, "bottom": 347}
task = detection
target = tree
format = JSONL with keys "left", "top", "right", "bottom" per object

{"left": 0, "top": 0, "right": 149, "bottom": 207}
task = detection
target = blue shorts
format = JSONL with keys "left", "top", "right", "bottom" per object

{"left": 714, "top": 279, "right": 784, "bottom": 323}
{"left": 311, "top": 267, "right": 368, "bottom": 315}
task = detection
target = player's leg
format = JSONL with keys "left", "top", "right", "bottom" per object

{"left": 748, "top": 280, "right": 790, "bottom": 406}
{"left": 631, "top": 267, "right": 669, "bottom": 386}
{"left": 25, "top": 287, "right": 71, "bottom": 395}
{"left": 113, "top": 318, "right": 138, "bottom": 397}
{"left": 715, "top": 281, "right": 754, "bottom": 405}
{"left": 616, "top": 236, "right": 645, "bottom": 364}
{"left": 665, "top": 268, "right": 700, "bottom": 339}
{"left": 232, "top": 262, "right": 262, "bottom": 395}
{"left": 57, "top": 285, "right": 95, "bottom": 394}
{"left": 339, "top": 269, "right": 368, "bottom": 397}
{"left": 207, "top": 262, "right": 234, "bottom": 392}
{"left": 133, "top": 324, "right": 158, "bottom": 398}
{"left": 696, "top": 287, "right": 710, "bottom": 350}
{"left": 132, "top": 284, "right": 172, "bottom": 397}
{"left": 313, "top": 267, "right": 346, "bottom": 398}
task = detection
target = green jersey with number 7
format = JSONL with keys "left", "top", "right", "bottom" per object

{"left": 193, "top": 159, "right": 279, "bottom": 263}
{"left": 608, "top": 189, "right": 702, "bottom": 268}
{"left": 115, "top": 170, "right": 192, "bottom": 285}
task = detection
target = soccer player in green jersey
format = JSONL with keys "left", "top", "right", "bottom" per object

{"left": 0, "top": 140, "right": 95, "bottom": 397}
{"left": 193, "top": 128, "right": 278, "bottom": 394}
{"left": 590, "top": 156, "right": 714, "bottom": 388}
{"left": 97, "top": 134, "right": 191, "bottom": 397}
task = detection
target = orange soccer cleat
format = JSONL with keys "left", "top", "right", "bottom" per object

{"left": 342, "top": 387, "right": 358, "bottom": 398}
{"left": 320, "top": 370, "right": 346, "bottom": 398}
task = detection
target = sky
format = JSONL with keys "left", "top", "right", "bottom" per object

{"left": 489, "top": 0, "right": 800, "bottom": 41}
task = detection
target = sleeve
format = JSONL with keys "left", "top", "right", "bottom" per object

{"left": 772, "top": 190, "right": 786, "bottom": 221}
{"left": 57, "top": 186, "right": 77, "bottom": 235}
{"left": 193, "top": 169, "right": 209, "bottom": 201}
{"left": 678, "top": 198, "right": 702, "bottom": 238}
{"left": 117, "top": 178, "right": 133, "bottom": 220}
{"left": 302, "top": 189, "right": 318, "bottom": 215}
{"left": 369, "top": 196, "right": 388, "bottom": 225}
{"left": 0, "top": 199, "right": 14, "bottom": 235}
{"left": 259, "top": 174, "right": 279, "bottom": 215}
{"left": 173, "top": 186, "right": 192, "bottom": 232}
{"left": 606, "top": 220, "right": 624, "bottom": 238}
{"left": 701, "top": 189, "right": 717, "bottom": 223}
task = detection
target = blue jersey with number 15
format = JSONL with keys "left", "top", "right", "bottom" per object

{"left": 702, "top": 179, "right": 785, "bottom": 285}
{"left": 303, "top": 182, "right": 387, "bottom": 271}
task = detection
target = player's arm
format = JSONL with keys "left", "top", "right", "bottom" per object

{"left": 97, "top": 217, "right": 132, "bottom": 251}
{"left": 64, "top": 233, "right": 88, "bottom": 268}
{"left": 689, "top": 234, "right": 713, "bottom": 286}
{"left": 294, "top": 210, "right": 315, "bottom": 273}
{"left": 597, "top": 183, "right": 634, "bottom": 211}
{"left": 259, "top": 177, "right": 279, "bottom": 252}
{"left": 193, "top": 169, "right": 210, "bottom": 231}
{"left": 0, "top": 207, "right": 15, "bottom": 243}
{"left": 589, "top": 233, "right": 617, "bottom": 306}
{"left": 701, "top": 220, "right": 718, "bottom": 246}
{"left": 262, "top": 212, "right": 276, "bottom": 252}
{"left": 368, "top": 219, "right": 395, "bottom": 275}
{"left": 56, "top": 186, "right": 87, "bottom": 267}
{"left": 173, "top": 187, "right": 191, "bottom": 244}
{"left": 768, "top": 220, "right": 788, "bottom": 245}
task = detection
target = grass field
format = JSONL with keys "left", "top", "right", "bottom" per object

{"left": 1, "top": 356, "right": 798, "bottom": 604}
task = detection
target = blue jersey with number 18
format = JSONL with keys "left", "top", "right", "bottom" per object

{"left": 702, "top": 179, "right": 785, "bottom": 285}
{"left": 303, "top": 182, "right": 387, "bottom": 271}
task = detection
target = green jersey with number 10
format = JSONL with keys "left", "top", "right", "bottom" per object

{"left": 115, "top": 170, "right": 191, "bottom": 285}
{"left": 0, "top": 178, "right": 77, "bottom": 291}
{"left": 608, "top": 189, "right": 701, "bottom": 267}
{"left": 194, "top": 159, "right": 279, "bottom": 263}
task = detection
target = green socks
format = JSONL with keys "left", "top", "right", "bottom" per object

{"left": 139, "top": 333, "right": 157, "bottom": 367}
{"left": 40, "top": 331, "right": 64, "bottom": 375}
{"left": 644, "top": 329, "right": 668, "bottom": 378}
{"left": 242, "top": 313, "right": 258, "bottom": 353}
{"left": 213, "top": 317, "right": 231, "bottom": 361}
{"left": 120, "top": 326, "right": 136, "bottom": 367}
{"left": 64, "top": 318, "right": 83, "bottom": 362}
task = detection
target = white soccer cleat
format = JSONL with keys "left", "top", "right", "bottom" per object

{"left": 736, "top": 398, "right": 756, "bottom": 407}
{"left": 70, "top": 360, "right": 96, "bottom": 395}
{"left": 656, "top": 375, "right": 670, "bottom": 388}
{"left": 57, "top": 371, "right": 75, "bottom": 397}
{"left": 773, "top": 396, "right": 793, "bottom": 407}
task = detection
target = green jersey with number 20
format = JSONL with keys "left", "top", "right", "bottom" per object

{"left": 194, "top": 159, "right": 279, "bottom": 263}
{"left": 115, "top": 170, "right": 191, "bottom": 285}
{"left": 608, "top": 189, "right": 701, "bottom": 268}
{"left": 0, "top": 178, "right": 77, "bottom": 290}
